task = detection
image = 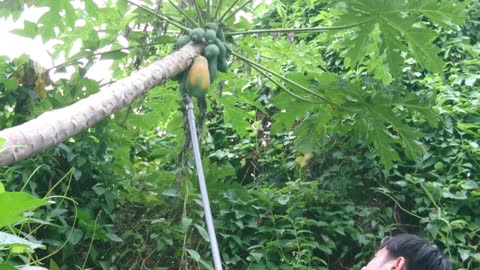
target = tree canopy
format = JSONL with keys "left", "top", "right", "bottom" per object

{"left": 0, "top": 0, "right": 479, "bottom": 269}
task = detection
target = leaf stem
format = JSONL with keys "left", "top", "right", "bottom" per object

{"left": 232, "top": 51, "right": 336, "bottom": 105}
{"left": 213, "top": 0, "right": 223, "bottom": 20}
{"left": 225, "top": 17, "right": 375, "bottom": 36}
{"left": 193, "top": 0, "right": 205, "bottom": 26}
{"left": 168, "top": 0, "right": 200, "bottom": 27}
{"left": 49, "top": 42, "right": 169, "bottom": 72}
{"left": 251, "top": 65, "right": 321, "bottom": 103}
{"left": 126, "top": 0, "right": 191, "bottom": 32}
{"left": 221, "top": 0, "right": 253, "bottom": 24}
{"left": 218, "top": 0, "right": 241, "bottom": 22}
{"left": 206, "top": 0, "right": 212, "bottom": 21}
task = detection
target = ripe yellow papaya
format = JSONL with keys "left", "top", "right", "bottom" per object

{"left": 186, "top": 56, "right": 210, "bottom": 97}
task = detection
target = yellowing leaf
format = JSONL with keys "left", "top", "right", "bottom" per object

{"left": 295, "top": 152, "right": 313, "bottom": 168}
{"left": 240, "top": 158, "right": 246, "bottom": 168}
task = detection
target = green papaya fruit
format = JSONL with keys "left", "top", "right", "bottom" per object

{"left": 214, "top": 38, "right": 228, "bottom": 72}
{"left": 174, "top": 35, "right": 191, "bottom": 49}
{"left": 189, "top": 28, "right": 206, "bottom": 43}
{"left": 204, "top": 44, "right": 220, "bottom": 82}
{"left": 205, "top": 29, "right": 217, "bottom": 44}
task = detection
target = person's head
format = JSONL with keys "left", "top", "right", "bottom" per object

{"left": 361, "top": 234, "right": 451, "bottom": 270}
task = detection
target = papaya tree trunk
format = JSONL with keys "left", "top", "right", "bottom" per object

{"left": 0, "top": 43, "right": 204, "bottom": 167}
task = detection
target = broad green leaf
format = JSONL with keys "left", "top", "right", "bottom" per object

{"left": 402, "top": 26, "right": 443, "bottom": 74}
{"left": 337, "top": 0, "right": 450, "bottom": 77}
{"left": 61, "top": 0, "right": 76, "bottom": 28}
{"left": 84, "top": 31, "right": 100, "bottom": 50}
{"left": 186, "top": 248, "right": 201, "bottom": 261}
{"left": 402, "top": 93, "right": 441, "bottom": 127}
{"left": 395, "top": 124, "right": 425, "bottom": 160}
{"left": 181, "top": 216, "right": 192, "bottom": 233}
{"left": 68, "top": 229, "right": 84, "bottom": 245}
{"left": 85, "top": 0, "right": 100, "bottom": 17}
{"left": 370, "top": 122, "right": 400, "bottom": 170}
{"left": 294, "top": 106, "right": 333, "bottom": 153}
{"left": 271, "top": 92, "right": 313, "bottom": 133}
{"left": 375, "top": 11, "right": 443, "bottom": 74}
{"left": 0, "top": 78, "right": 18, "bottom": 91}
{"left": 38, "top": 10, "right": 62, "bottom": 42}
{"left": 194, "top": 224, "right": 210, "bottom": 242}
{"left": 379, "top": 24, "right": 406, "bottom": 78}
{"left": 10, "top": 20, "right": 38, "bottom": 38}
{"left": 186, "top": 249, "right": 214, "bottom": 270}
{"left": 105, "top": 233, "right": 123, "bottom": 242}
{"left": 221, "top": 95, "right": 252, "bottom": 138}
{"left": 0, "top": 232, "right": 45, "bottom": 251}
{"left": 342, "top": 22, "right": 375, "bottom": 69}
{"left": 0, "top": 192, "right": 49, "bottom": 227}
{"left": 407, "top": 0, "right": 467, "bottom": 29}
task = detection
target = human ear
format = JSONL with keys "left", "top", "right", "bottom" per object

{"left": 390, "top": 256, "right": 407, "bottom": 270}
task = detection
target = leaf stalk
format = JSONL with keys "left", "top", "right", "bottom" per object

{"left": 225, "top": 17, "right": 376, "bottom": 36}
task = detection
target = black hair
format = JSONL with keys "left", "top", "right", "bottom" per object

{"left": 379, "top": 234, "right": 452, "bottom": 270}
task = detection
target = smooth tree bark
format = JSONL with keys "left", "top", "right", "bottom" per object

{"left": 0, "top": 43, "right": 204, "bottom": 167}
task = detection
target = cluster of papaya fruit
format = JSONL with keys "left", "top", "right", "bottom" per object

{"left": 174, "top": 23, "right": 230, "bottom": 98}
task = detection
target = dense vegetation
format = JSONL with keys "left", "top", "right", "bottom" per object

{"left": 0, "top": 0, "right": 479, "bottom": 269}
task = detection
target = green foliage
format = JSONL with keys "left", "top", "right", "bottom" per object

{"left": 335, "top": 0, "right": 468, "bottom": 81}
{"left": 1, "top": 0, "right": 479, "bottom": 269}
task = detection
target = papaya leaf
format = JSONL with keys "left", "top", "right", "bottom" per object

{"left": 341, "top": 22, "right": 375, "bottom": 69}
{"left": 336, "top": 0, "right": 467, "bottom": 78}
{"left": 339, "top": 82, "right": 434, "bottom": 169}
{"left": 369, "top": 123, "right": 401, "bottom": 170}
{"left": 407, "top": 0, "right": 468, "bottom": 29}
{"left": 379, "top": 23, "right": 406, "bottom": 78}
{"left": 294, "top": 106, "right": 333, "bottom": 153}
{"left": 221, "top": 95, "right": 252, "bottom": 138}
{"left": 270, "top": 92, "right": 314, "bottom": 133}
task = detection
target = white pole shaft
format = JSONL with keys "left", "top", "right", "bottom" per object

{"left": 185, "top": 96, "right": 223, "bottom": 270}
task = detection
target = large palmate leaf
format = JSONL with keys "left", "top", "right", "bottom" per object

{"left": 344, "top": 86, "right": 437, "bottom": 169}
{"left": 270, "top": 71, "right": 438, "bottom": 170}
{"left": 335, "top": 0, "right": 468, "bottom": 80}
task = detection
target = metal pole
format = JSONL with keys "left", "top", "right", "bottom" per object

{"left": 183, "top": 94, "right": 223, "bottom": 270}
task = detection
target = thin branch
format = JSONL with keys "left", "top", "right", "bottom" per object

{"left": 193, "top": 0, "right": 205, "bottom": 26}
{"left": 206, "top": 0, "right": 212, "bottom": 22}
{"left": 213, "top": 0, "right": 222, "bottom": 20}
{"left": 167, "top": 0, "right": 200, "bottom": 27}
{"left": 225, "top": 16, "right": 376, "bottom": 36}
{"left": 232, "top": 51, "right": 336, "bottom": 105}
{"left": 126, "top": 0, "right": 191, "bottom": 32}
{"left": 218, "top": 0, "right": 241, "bottom": 22}
{"left": 221, "top": 0, "right": 253, "bottom": 24}
{"left": 48, "top": 41, "right": 169, "bottom": 72}
{"left": 252, "top": 65, "right": 321, "bottom": 104}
